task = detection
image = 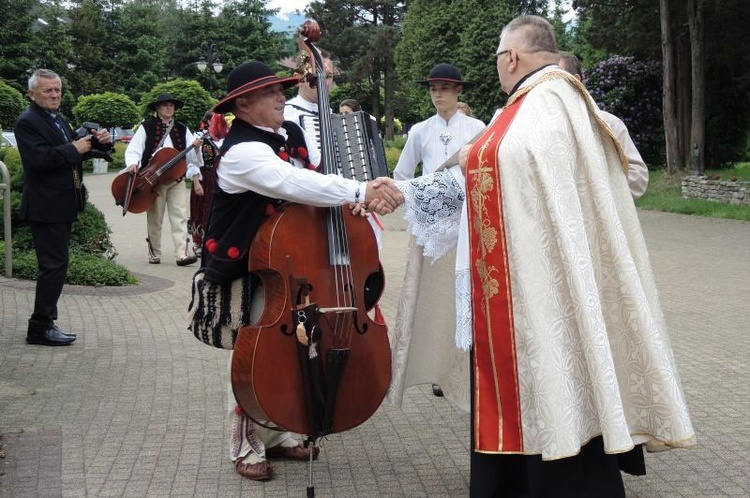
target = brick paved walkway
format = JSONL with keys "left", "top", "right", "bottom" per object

{"left": 1, "top": 172, "right": 748, "bottom": 497}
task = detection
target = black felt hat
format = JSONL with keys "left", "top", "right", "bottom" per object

{"left": 214, "top": 61, "right": 299, "bottom": 114}
{"left": 417, "top": 63, "right": 475, "bottom": 90}
{"left": 148, "top": 93, "right": 183, "bottom": 110}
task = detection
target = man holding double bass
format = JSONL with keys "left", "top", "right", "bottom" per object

{"left": 124, "top": 93, "right": 202, "bottom": 266}
{"left": 196, "top": 61, "right": 402, "bottom": 481}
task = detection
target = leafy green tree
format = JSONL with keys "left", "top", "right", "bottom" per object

{"left": 0, "top": 0, "right": 290, "bottom": 106}
{"left": 701, "top": 0, "right": 750, "bottom": 166}
{"left": 396, "top": 0, "right": 565, "bottom": 126}
{"left": 395, "top": 0, "right": 466, "bottom": 123}
{"left": 213, "top": 0, "right": 290, "bottom": 79}
{"left": 0, "top": 0, "right": 75, "bottom": 89}
{"left": 163, "top": 0, "right": 226, "bottom": 96}
{"left": 573, "top": 0, "right": 750, "bottom": 168}
{"left": 453, "top": 0, "right": 518, "bottom": 123}
{"left": 66, "top": 0, "right": 111, "bottom": 97}
{"left": 72, "top": 92, "right": 140, "bottom": 129}
{"left": 138, "top": 79, "right": 214, "bottom": 130}
{"left": 398, "top": 0, "right": 545, "bottom": 124}
{"left": 0, "top": 0, "right": 37, "bottom": 88}
{"left": 571, "top": 0, "right": 661, "bottom": 60}
{"left": 307, "top": 0, "right": 406, "bottom": 140}
{"left": 0, "top": 80, "right": 26, "bottom": 129}
{"left": 74, "top": 1, "right": 168, "bottom": 103}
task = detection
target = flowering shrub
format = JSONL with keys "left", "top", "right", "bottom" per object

{"left": 585, "top": 56, "right": 664, "bottom": 165}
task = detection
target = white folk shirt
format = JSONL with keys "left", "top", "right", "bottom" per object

{"left": 216, "top": 124, "right": 364, "bottom": 206}
{"left": 393, "top": 112, "right": 485, "bottom": 180}
{"left": 599, "top": 110, "right": 649, "bottom": 199}
{"left": 284, "top": 95, "right": 319, "bottom": 125}
{"left": 284, "top": 95, "right": 324, "bottom": 168}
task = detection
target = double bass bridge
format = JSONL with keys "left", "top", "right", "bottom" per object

{"left": 317, "top": 306, "right": 357, "bottom": 314}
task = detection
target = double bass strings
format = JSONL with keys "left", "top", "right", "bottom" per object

{"left": 314, "top": 51, "right": 357, "bottom": 350}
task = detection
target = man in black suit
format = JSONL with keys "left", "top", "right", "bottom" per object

{"left": 14, "top": 68, "right": 111, "bottom": 346}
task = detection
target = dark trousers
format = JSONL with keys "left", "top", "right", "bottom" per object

{"left": 470, "top": 436, "right": 631, "bottom": 498}
{"left": 469, "top": 354, "right": 642, "bottom": 497}
{"left": 29, "top": 221, "right": 71, "bottom": 324}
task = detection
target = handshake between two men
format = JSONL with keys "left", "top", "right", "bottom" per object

{"left": 355, "top": 177, "right": 405, "bottom": 217}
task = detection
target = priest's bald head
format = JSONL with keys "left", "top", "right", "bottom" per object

{"left": 495, "top": 15, "right": 560, "bottom": 94}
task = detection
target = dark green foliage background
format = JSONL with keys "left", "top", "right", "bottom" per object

{"left": 0, "top": 79, "right": 26, "bottom": 130}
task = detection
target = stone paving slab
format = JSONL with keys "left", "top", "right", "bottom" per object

{"left": 1, "top": 171, "right": 748, "bottom": 497}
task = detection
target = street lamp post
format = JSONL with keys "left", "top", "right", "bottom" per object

{"left": 196, "top": 42, "right": 223, "bottom": 94}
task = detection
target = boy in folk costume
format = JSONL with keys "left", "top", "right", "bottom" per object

{"left": 388, "top": 63, "right": 485, "bottom": 405}
{"left": 393, "top": 63, "right": 485, "bottom": 181}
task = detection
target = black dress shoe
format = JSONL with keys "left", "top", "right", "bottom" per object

{"left": 432, "top": 384, "right": 444, "bottom": 397}
{"left": 26, "top": 326, "right": 76, "bottom": 346}
{"left": 51, "top": 324, "right": 76, "bottom": 339}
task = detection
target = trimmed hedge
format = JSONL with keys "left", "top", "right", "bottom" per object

{"left": 2, "top": 243, "right": 135, "bottom": 287}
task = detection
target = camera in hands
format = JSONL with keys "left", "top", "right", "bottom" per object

{"left": 74, "top": 121, "right": 114, "bottom": 162}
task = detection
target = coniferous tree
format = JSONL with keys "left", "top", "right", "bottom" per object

{"left": 306, "top": 0, "right": 406, "bottom": 140}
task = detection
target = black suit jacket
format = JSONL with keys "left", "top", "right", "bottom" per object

{"left": 14, "top": 103, "right": 83, "bottom": 223}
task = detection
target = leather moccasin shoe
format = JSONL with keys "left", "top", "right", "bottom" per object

{"left": 235, "top": 459, "right": 273, "bottom": 481}
{"left": 176, "top": 255, "right": 198, "bottom": 266}
{"left": 26, "top": 325, "right": 76, "bottom": 346}
{"left": 266, "top": 444, "right": 320, "bottom": 461}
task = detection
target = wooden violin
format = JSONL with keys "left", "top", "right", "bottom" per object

{"left": 110, "top": 140, "right": 200, "bottom": 215}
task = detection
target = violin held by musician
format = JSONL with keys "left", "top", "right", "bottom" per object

{"left": 115, "top": 92, "right": 202, "bottom": 266}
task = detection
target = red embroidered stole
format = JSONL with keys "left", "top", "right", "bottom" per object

{"left": 466, "top": 94, "right": 526, "bottom": 453}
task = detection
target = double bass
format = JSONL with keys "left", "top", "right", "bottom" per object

{"left": 230, "top": 19, "right": 391, "bottom": 475}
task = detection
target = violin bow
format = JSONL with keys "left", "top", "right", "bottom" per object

{"left": 121, "top": 170, "right": 137, "bottom": 216}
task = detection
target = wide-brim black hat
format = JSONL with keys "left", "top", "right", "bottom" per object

{"left": 214, "top": 61, "right": 299, "bottom": 114}
{"left": 148, "top": 92, "right": 184, "bottom": 110}
{"left": 417, "top": 63, "right": 475, "bottom": 90}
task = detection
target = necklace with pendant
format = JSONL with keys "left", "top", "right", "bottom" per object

{"left": 439, "top": 130, "right": 452, "bottom": 157}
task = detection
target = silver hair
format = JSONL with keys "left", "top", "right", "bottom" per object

{"left": 28, "top": 68, "right": 61, "bottom": 91}
{"left": 500, "top": 15, "right": 558, "bottom": 53}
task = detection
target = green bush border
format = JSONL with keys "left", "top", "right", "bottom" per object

{"left": 2, "top": 243, "right": 136, "bottom": 286}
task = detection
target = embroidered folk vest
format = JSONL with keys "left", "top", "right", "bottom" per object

{"left": 140, "top": 117, "right": 187, "bottom": 169}
{"left": 202, "top": 119, "right": 313, "bottom": 284}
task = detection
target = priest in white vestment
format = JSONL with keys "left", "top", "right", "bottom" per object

{"left": 391, "top": 15, "right": 695, "bottom": 497}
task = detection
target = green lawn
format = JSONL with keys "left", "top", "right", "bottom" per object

{"left": 635, "top": 165, "right": 750, "bottom": 221}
